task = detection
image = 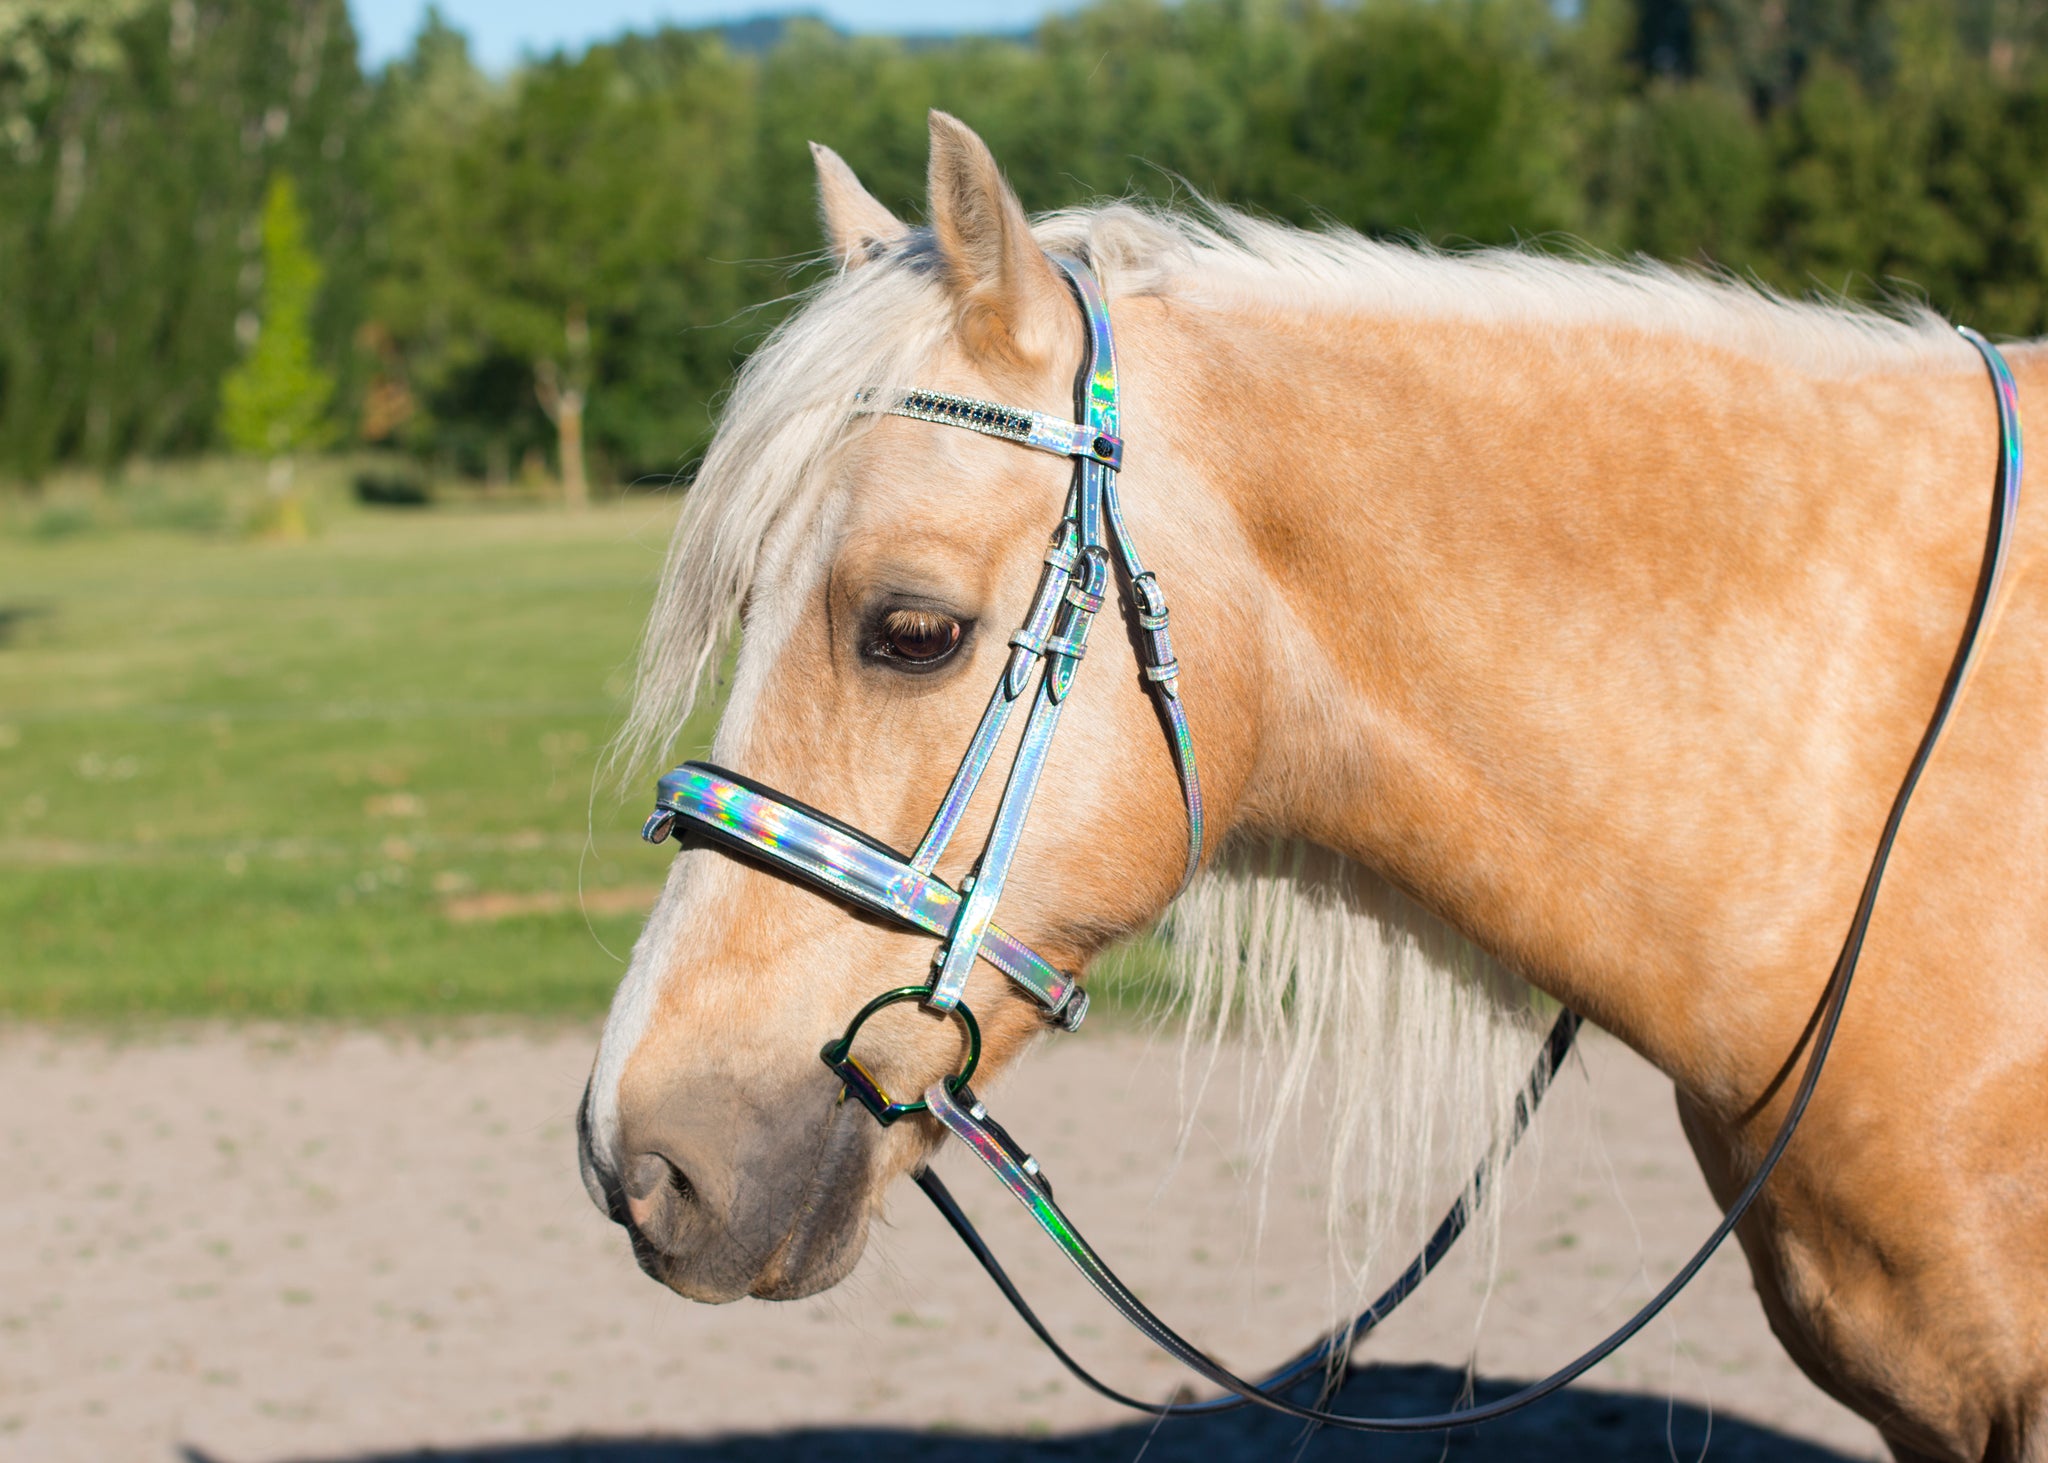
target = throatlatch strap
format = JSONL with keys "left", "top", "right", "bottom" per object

{"left": 1061, "top": 258, "right": 1204, "bottom": 892}
{"left": 924, "top": 254, "right": 1205, "bottom": 1012}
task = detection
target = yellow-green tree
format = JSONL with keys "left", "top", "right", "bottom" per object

{"left": 220, "top": 173, "right": 334, "bottom": 529}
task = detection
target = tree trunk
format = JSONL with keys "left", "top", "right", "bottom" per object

{"left": 265, "top": 453, "right": 307, "bottom": 539}
{"left": 556, "top": 387, "right": 588, "bottom": 511}
{"left": 535, "top": 304, "right": 592, "bottom": 511}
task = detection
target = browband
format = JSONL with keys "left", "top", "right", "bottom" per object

{"left": 886, "top": 388, "right": 1124, "bottom": 470}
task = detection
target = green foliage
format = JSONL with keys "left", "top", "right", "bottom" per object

{"left": 0, "top": 0, "right": 152, "bottom": 142}
{"left": 9, "top": 0, "right": 2048, "bottom": 490}
{"left": 1601, "top": 81, "right": 1771, "bottom": 265}
{"left": 365, "top": 19, "right": 754, "bottom": 485}
{"left": 1276, "top": 1, "right": 1583, "bottom": 240}
{"left": 0, "top": 0, "right": 365, "bottom": 479}
{"left": 220, "top": 174, "right": 336, "bottom": 457}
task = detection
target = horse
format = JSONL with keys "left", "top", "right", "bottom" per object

{"left": 577, "top": 112, "right": 2048, "bottom": 1462}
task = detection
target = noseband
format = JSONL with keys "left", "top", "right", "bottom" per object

{"left": 641, "top": 256, "right": 2023, "bottom": 1429}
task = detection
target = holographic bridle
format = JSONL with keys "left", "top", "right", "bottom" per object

{"left": 640, "top": 254, "right": 2023, "bottom": 1429}
{"left": 641, "top": 257, "right": 1196, "bottom": 1049}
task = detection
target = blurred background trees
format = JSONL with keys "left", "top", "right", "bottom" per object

{"left": 6, "top": 0, "right": 2048, "bottom": 495}
{"left": 0, "top": 0, "right": 364, "bottom": 481}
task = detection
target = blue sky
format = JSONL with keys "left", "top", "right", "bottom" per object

{"left": 349, "top": 2, "right": 1084, "bottom": 71}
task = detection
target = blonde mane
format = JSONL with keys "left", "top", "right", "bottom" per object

{"left": 618, "top": 201, "right": 1952, "bottom": 777}
{"left": 614, "top": 200, "right": 1955, "bottom": 1297}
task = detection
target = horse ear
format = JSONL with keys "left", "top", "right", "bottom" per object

{"left": 811, "top": 142, "right": 905, "bottom": 270}
{"left": 925, "top": 111, "right": 1070, "bottom": 372}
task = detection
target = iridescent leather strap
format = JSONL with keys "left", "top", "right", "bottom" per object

{"left": 643, "top": 763, "right": 1083, "bottom": 1024}
{"left": 908, "top": 519, "right": 1078, "bottom": 878}
{"left": 1067, "top": 260, "right": 1203, "bottom": 890}
{"left": 924, "top": 255, "right": 1204, "bottom": 1011}
{"left": 1958, "top": 326, "right": 2022, "bottom": 687}
{"left": 925, "top": 538, "right": 1109, "bottom": 1010}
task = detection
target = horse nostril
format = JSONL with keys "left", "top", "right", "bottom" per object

{"left": 623, "top": 1152, "right": 694, "bottom": 1241}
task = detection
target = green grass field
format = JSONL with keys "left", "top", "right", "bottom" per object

{"left": 0, "top": 484, "right": 693, "bottom": 1018}
{"left": 1, "top": 470, "right": 1170, "bottom": 1021}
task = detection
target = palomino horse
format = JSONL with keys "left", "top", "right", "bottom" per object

{"left": 580, "top": 113, "right": 2045, "bottom": 1461}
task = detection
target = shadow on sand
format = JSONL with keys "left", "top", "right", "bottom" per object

{"left": 189, "top": 1362, "right": 1871, "bottom": 1463}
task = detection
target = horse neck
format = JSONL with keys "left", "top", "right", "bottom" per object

{"left": 1148, "top": 286, "right": 2003, "bottom": 1095}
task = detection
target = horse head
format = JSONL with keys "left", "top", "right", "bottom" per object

{"left": 577, "top": 114, "right": 1256, "bottom": 1302}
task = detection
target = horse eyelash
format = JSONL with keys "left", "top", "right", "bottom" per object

{"left": 862, "top": 607, "right": 968, "bottom": 670}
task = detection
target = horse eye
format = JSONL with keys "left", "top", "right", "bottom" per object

{"left": 875, "top": 608, "right": 962, "bottom": 666}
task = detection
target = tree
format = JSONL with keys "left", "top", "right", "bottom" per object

{"left": 12, "top": 0, "right": 2048, "bottom": 490}
{"left": 0, "top": 0, "right": 367, "bottom": 483}
{"left": 1274, "top": 1, "right": 1583, "bottom": 242}
{"left": 366, "top": 20, "right": 754, "bottom": 493}
{"left": 219, "top": 172, "right": 334, "bottom": 531}
{"left": 1601, "top": 81, "right": 1770, "bottom": 267}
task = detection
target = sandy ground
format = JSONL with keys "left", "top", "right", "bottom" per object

{"left": 0, "top": 1019, "right": 1889, "bottom": 1463}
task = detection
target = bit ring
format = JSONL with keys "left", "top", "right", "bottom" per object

{"left": 819, "top": 986, "right": 982, "bottom": 1127}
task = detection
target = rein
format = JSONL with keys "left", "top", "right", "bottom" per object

{"left": 640, "top": 259, "right": 2023, "bottom": 1429}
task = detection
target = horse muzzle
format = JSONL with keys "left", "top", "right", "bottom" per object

{"left": 579, "top": 1068, "right": 882, "bottom": 1302}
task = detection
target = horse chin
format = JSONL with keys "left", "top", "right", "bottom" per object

{"left": 632, "top": 1202, "right": 872, "bottom": 1304}
{"left": 744, "top": 1207, "right": 873, "bottom": 1300}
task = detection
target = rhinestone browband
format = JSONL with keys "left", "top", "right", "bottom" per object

{"left": 885, "top": 388, "right": 1123, "bottom": 471}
